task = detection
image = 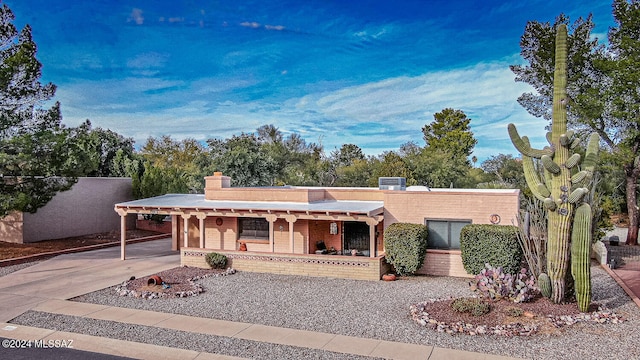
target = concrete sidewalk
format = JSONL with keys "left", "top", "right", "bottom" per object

{"left": 0, "top": 239, "right": 522, "bottom": 360}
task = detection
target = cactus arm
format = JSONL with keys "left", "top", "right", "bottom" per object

{"left": 568, "top": 187, "right": 589, "bottom": 204}
{"left": 582, "top": 133, "right": 600, "bottom": 171}
{"left": 508, "top": 124, "right": 554, "bottom": 158}
{"left": 541, "top": 154, "right": 561, "bottom": 174}
{"left": 546, "top": 131, "right": 553, "bottom": 145}
{"left": 571, "top": 170, "right": 588, "bottom": 184}
{"left": 571, "top": 203, "right": 592, "bottom": 312}
{"left": 570, "top": 137, "right": 581, "bottom": 149}
{"left": 521, "top": 153, "right": 551, "bottom": 201}
{"left": 572, "top": 134, "right": 600, "bottom": 187}
{"left": 565, "top": 153, "right": 581, "bottom": 169}
{"left": 559, "top": 130, "right": 575, "bottom": 147}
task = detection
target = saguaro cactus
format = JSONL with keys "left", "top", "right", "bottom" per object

{"left": 508, "top": 24, "right": 599, "bottom": 309}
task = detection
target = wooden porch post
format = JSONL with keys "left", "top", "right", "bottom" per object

{"left": 266, "top": 215, "right": 277, "bottom": 252}
{"left": 285, "top": 215, "right": 297, "bottom": 253}
{"left": 197, "top": 213, "right": 207, "bottom": 248}
{"left": 118, "top": 210, "right": 127, "bottom": 260}
{"left": 366, "top": 218, "right": 379, "bottom": 258}
{"left": 181, "top": 214, "right": 191, "bottom": 248}
{"left": 171, "top": 215, "right": 179, "bottom": 251}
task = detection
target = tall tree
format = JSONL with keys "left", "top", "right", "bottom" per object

{"left": 139, "top": 136, "right": 207, "bottom": 193}
{"left": 511, "top": 5, "right": 640, "bottom": 244}
{"left": 330, "top": 144, "right": 365, "bottom": 167}
{"left": 511, "top": 15, "right": 602, "bottom": 125}
{"left": 422, "top": 108, "right": 477, "bottom": 159}
{"left": 0, "top": 5, "right": 89, "bottom": 216}
{"left": 606, "top": 0, "right": 640, "bottom": 245}
{"left": 208, "top": 133, "right": 278, "bottom": 187}
{"left": 71, "top": 120, "right": 136, "bottom": 177}
{"left": 480, "top": 154, "right": 526, "bottom": 190}
{"left": 410, "top": 147, "right": 470, "bottom": 188}
{"left": 371, "top": 151, "right": 414, "bottom": 185}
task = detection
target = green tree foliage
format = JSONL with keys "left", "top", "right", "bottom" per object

{"left": 72, "top": 120, "right": 136, "bottom": 177}
{"left": 137, "top": 162, "right": 189, "bottom": 198}
{"left": 256, "top": 125, "right": 326, "bottom": 185}
{"left": 422, "top": 108, "right": 477, "bottom": 158}
{"left": 480, "top": 154, "right": 526, "bottom": 190}
{"left": 331, "top": 144, "right": 371, "bottom": 187}
{"left": 0, "top": 5, "right": 92, "bottom": 216}
{"left": 335, "top": 158, "right": 373, "bottom": 187}
{"left": 511, "top": 14, "right": 603, "bottom": 125}
{"left": 411, "top": 147, "right": 472, "bottom": 188}
{"left": 370, "top": 151, "right": 415, "bottom": 186}
{"left": 606, "top": 0, "right": 640, "bottom": 245}
{"left": 330, "top": 143, "right": 365, "bottom": 167}
{"left": 209, "top": 133, "right": 278, "bottom": 187}
{"left": 406, "top": 108, "right": 479, "bottom": 188}
{"left": 139, "top": 135, "right": 208, "bottom": 194}
{"left": 511, "top": 3, "right": 640, "bottom": 244}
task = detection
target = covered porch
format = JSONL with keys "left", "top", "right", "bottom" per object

{"left": 114, "top": 194, "right": 389, "bottom": 280}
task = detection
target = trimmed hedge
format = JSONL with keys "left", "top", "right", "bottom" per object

{"left": 460, "top": 224, "right": 522, "bottom": 275}
{"left": 384, "top": 223, "right": 428, "bottom": 276}
{"left": 205, "top": 252, "right": 228, "bottom": 269}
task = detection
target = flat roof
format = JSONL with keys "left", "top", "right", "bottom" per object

{"left": 116, "top": 194, "right": 384, "bottom": 216}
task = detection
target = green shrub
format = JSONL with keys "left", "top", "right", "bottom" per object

{"left": 505, "top": 306, "right": 524, "bottom": 317}
{"left": 451, "top": 297, "right": 491, "bottom": 316}
{"left": 205, "top": 252, "right": 228, "bottom": 269}
{"left": 460, "top": 224, "right": 522, "bottom": 275}
{"left": 383, "top": 223, "right": 428, "bottom": 276}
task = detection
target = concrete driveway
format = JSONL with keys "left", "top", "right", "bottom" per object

{"left": 0, "top": 238, "right": 178, "bottom": 323}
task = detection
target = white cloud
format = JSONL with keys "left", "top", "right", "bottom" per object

{"left": 57, "top": 59, "right": 548, "bottom": 162}
{"left": 128, "top": 8, "right": 144, "bottom": 25}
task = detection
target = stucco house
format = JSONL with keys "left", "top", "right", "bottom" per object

{"left": 114, "top": 172, "right": 519, "bottom": 280}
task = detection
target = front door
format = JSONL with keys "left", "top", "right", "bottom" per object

{"left": 343, "top": 221, "right": 370, "bottom": 255}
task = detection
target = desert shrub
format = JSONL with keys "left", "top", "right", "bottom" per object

{"left": 451, "top": 297, "right": 491, "bottom": 316}
{"left": 205, "top": 252, "right": 227, "bottom": 269}
{"left": 383, "top": 223, "right": 428, "bottom": 276}
{"left": 460, "top": 224, "right": 522, "bottom": 275}
{"left": 469, "top": 264, "right": 538, "bottom": 303}
{"left": 505, "top": 306, "right": 524, "bottom": 317}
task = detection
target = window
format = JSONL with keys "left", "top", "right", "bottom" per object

{"left": 425, "top": 219, "right": 471, "bottom": 250}
{"left": 238, "top": 218, "right": 269, "bottom": 240}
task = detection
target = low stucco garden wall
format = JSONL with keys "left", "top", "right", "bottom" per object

{"left": 181, "top": 247, "right": 391, "bottom": 281}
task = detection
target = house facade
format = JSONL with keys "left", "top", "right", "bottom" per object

{"left": 114, "top": 172, "right": 519, "bottom": 280}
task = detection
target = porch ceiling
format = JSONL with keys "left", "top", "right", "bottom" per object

{"left": 115, "top": 194, "right": 384, "bottom": 217}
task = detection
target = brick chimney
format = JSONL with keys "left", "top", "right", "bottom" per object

{"left": 205, "top": 172, "right": 231, "bottom": 192}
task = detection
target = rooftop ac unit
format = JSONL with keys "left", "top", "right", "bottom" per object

{"left": 378, "top": 177, "right": 406, "bottom": 190}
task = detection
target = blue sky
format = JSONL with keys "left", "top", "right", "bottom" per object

{"left": 7, "top": 0, "right": 614, "bottom": 162}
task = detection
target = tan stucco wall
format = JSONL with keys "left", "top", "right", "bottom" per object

{"left": 7, "top": 177, "right": 136, "bottom": 243}
{"left": 181, "top": 216, "right": 310, "bottom": 254}
{"left": 383, "top": 189, "right": 519, "bottom": 278}
{"left": 0, "top": 211, "right": 24, "bottom": 243}
{"left": 204, "top": 217, "right": 237, "bottom": 250}
{"left": 382, "top": 189, "right": 519, "bottom": 228}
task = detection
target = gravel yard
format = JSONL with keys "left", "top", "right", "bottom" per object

{"left": 9, "top": 264, "right": 640, "bottom": 360}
